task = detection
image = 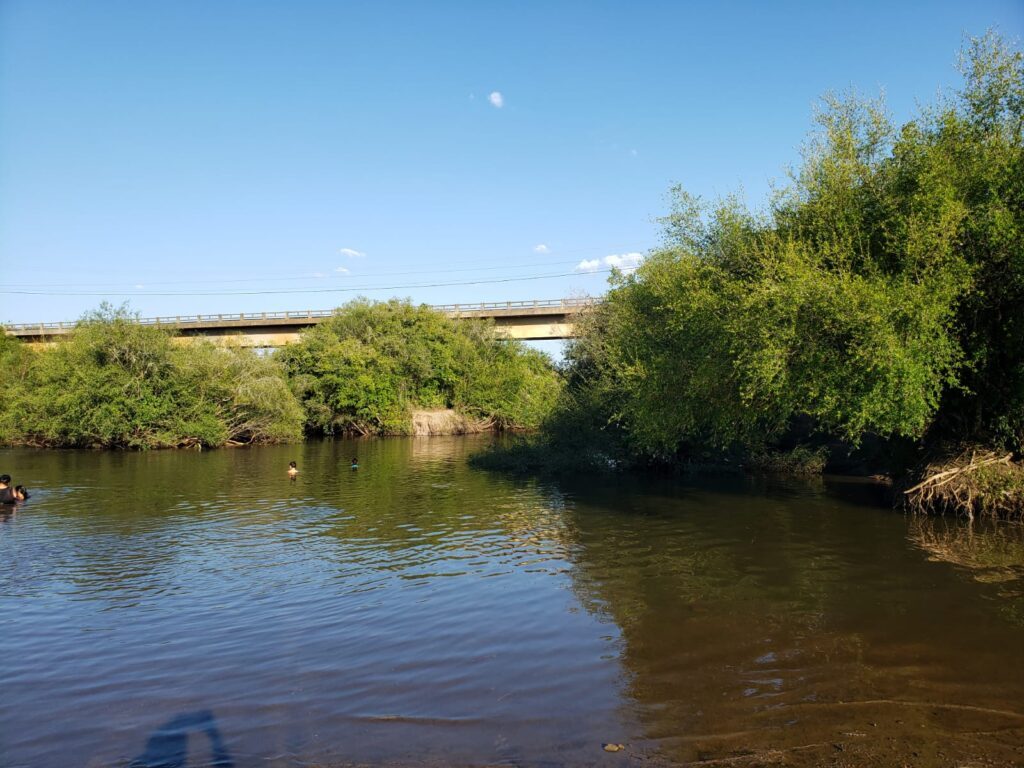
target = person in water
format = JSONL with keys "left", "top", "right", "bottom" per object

{"left": 350, "top": 457, "right": 359, "bottom": 470}
{"left": 14, "top": 486, "right": 29, "bottom": 501}
{"left": 0, "top": 475, "right": 18, "bottom": 504}
{"left": 288, "top": 461, "right": 299, "bottom": 479}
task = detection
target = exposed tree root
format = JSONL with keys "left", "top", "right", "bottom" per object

{"left": 903, "top": 447, "right": 1024, "bottom": 519}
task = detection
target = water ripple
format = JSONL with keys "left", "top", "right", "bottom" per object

{"left": 3, "top": 440, "right": 1024, "bottom": 767}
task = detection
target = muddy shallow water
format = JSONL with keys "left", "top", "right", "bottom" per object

{"left": 2, "top": 437, "right": 1023, "bottom": 767}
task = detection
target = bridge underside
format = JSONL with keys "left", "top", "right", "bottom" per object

{"left": 178, "top": 317, "right": 574, "bottom": 347}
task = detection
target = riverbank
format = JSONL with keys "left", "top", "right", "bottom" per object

{"left": 1, "top": 299, "right": 561, "bottom": 449}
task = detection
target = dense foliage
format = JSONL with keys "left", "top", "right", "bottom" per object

{"left": 493, "top": 34, "right": 1022, "bottom": 479}
{"left": 0, "top": 306, "right": 304, "bottom": 448}
{"left": 277, "top": 299, "right": 561, "bottom": 435}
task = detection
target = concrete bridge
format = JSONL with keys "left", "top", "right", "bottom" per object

{"left": 5, "top": 298, "right": 594, "bottom": 347}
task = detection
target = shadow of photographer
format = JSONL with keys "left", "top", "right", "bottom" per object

{"left": 129, "top": 710, "right": 233, "bottom": 768}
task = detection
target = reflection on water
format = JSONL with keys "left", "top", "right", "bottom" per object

{"left": 2, "top": 439, "right": 1024, "bottom": 767}
{"left": 909, "top": 516, "right": 1024, "bottom": 584}
{"left": 908, "top": 515, "right": 1024, "bottom": 632}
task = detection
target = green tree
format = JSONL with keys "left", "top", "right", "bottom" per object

{"left": 535, "top": 32, "right": 1023, "bottom": 473}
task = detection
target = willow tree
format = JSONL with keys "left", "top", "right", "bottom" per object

{"left": 551, "top": 32, "right": 1023, "bottom": 470}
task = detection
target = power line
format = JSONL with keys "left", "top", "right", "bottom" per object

{"left": 15, "top": 258, "right": 604, "bottom": 289}
{"left": 13, "top": 245, "right": 649, "bottom": 288}
{"left": 0, "top": 268, "right": 619, "bottom": 298}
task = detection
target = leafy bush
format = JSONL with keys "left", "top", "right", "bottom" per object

{"left": 1, "top": 305, "right": 303, "bottom": 448}
{"left": 277, "top": 299, "right": 561, "bottom": 435}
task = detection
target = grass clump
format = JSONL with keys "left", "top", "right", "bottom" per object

{"left": 746, "top": 447, "right": 829, "bottom": 477}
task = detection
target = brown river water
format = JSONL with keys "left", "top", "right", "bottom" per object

{"left": 2, "top": 436, "right": 1024, "bottom": 768}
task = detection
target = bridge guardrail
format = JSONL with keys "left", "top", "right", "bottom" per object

{"left": 5, "top": 298, "right": 599, "bottom": 333}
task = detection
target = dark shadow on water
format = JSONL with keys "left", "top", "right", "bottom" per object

{"left": 129, "top": 710, "right": 233, "bottom": 768}
{"left": 541, "top": 468, "right": 891, "bottom": 518}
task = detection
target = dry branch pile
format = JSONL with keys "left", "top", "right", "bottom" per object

{"left": 904, "top": 448, "right": 1024, "bottom": 518}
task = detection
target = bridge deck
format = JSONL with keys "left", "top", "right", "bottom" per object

{"left": 5, "top": 298, "right": 595, "bottom": 344}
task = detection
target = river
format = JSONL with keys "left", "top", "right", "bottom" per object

{"left": 2, "top": 437, "right": 1023, "bottom": 767}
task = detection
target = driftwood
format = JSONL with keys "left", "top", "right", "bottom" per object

{"left": 904, "top": 448, "right": 1022, "bottom": 518}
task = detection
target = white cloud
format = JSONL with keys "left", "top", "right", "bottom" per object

{"left": 575, "top": 252, "right": 645, "bottom": 275}
{"left": 334, "top": 266, "right": 349, "bottom": 274}
{"left": 339, "top": 247, "right": 366, "bottom": 258}
{"left": 311, "top": 272, "right": 326, "bottom": 278}
{"left": 488, "top": 91, "right": 504, "bottom": 109}
{"left": 134, "top": 284, "right": 145, "bottom": 289}
{"left": 533, "top": 243, "right": 549, "bottom": 254}
{"left": 605, "top": 252, "right": 644, "bottom": 271}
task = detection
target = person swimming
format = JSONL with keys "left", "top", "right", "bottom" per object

{"left": 288, "top": 461, "right": 299, "bottom": 479}
{"left": 14, "top": 485, "right": 29, "bottom": 501}
{"left": 350, "top": 457, "right": 359, "bottom": 470}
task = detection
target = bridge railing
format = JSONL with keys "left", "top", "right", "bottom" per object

{"left": 431, "top": 297, "right": 595, "bottom": 312}
{"left": 5, "top": 298, "right": 599, "bottom": 333}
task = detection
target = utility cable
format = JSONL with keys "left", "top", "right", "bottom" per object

{"left": 14, "top": 244, "right": 648, "bottom": 288}
{"left": 0, "top": 268, "right": 620, "bottom": 298}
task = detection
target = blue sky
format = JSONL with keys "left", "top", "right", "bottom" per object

{"left": 2, "top": 0, "right": 1022, "bottom": 329}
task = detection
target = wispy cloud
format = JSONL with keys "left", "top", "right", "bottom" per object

{"left": 335, "top": 266, "right": 350, "bottom": 274}
{"left": 533, "top": 243, "right": 549, "bottom": 254}
{"left": 339, "top": 247, "right": 366, "bottom": 258}
{"left": 575, "top": 252, "right": 644, "bottom": 274}
{"left": 488, "top": 91, "right": 504, "bottom": 109}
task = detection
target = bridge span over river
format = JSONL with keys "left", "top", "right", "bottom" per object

{"left": 5, "top": 298, "right": 594, "bottom": 347}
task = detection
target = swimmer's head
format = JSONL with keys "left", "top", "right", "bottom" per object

{"left": 0, "top": 475, "right": 10, "bottom": 486}
{"left": 289, "top": 461, "right": 297, "bottom": 469}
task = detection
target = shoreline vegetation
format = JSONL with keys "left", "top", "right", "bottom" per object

{"left": 0, "top": 299, "right": 560, "bottom": 450}
{"left": 474, "top": 33, "right": 1024, "bottom": 520}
